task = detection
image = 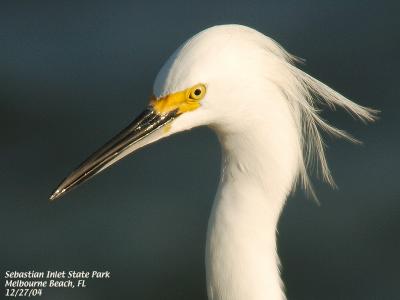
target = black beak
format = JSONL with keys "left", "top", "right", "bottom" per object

{"left": 50, "top": 107, "right": 178, "bottom": 201}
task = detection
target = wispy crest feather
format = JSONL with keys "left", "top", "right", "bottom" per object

{"left": 259, "top": 35, "right": 378, "bottom": 198}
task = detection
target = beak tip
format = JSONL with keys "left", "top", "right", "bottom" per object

{"left": 49, "top": 188, "right": 64, "bottom": 201}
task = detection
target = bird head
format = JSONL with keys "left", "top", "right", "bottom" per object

{"left": 48, "top": 26, "right": 221, "bottom": 200}
{"left": 50, "top": 25, "right": 377, "bottom": 201}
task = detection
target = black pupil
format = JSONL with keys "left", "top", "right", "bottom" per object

{"left": 194, "top": 88, "right": 201, "bottom": 96}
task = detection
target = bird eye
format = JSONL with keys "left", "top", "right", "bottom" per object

{"left": 188, "top": 84, "right": 206, "bottom": 101}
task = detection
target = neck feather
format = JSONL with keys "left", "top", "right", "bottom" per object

{"left": 206, "top": 95, "right": 299, "bottom": 300}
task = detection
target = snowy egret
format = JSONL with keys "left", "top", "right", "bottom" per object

{"left": 50, "top": 25, "right": 376, "bottom": 299}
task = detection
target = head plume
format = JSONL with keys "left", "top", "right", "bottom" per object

{"left": 248, "top": 26, "right": 378, "bottom": 198}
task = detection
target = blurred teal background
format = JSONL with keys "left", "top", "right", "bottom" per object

{"left": 1, "top": 1, "right": 399, "bottom": 299}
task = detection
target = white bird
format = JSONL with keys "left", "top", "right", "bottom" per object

{"left": 50, "top": 24, "right": 377, "bottom": 300}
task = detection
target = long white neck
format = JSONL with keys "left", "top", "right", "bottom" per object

{"left": 206, "top": 94, "right": 300, "bottom": 300}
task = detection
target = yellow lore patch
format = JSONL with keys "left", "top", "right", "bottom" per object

{"left": 151, "top": 83, "right": 206, "bottom": 115}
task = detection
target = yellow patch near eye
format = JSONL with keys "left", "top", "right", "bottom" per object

{"left": 151, "top": 83, "right": 206, "bottom": 115}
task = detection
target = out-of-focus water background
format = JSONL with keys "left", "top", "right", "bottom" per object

{"left": 1, "top": 1, "right": 399, "bottom": 299}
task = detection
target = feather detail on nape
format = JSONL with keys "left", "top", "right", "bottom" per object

{"left": 267, "top": 43, "right": 379, "bottom": 199}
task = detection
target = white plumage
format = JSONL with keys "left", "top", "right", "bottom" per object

{"left": 51, "top": 24, "right": 377, "bottom": 299}
{"left": 155, "top": 24, "right": 376, "bottom": 300}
